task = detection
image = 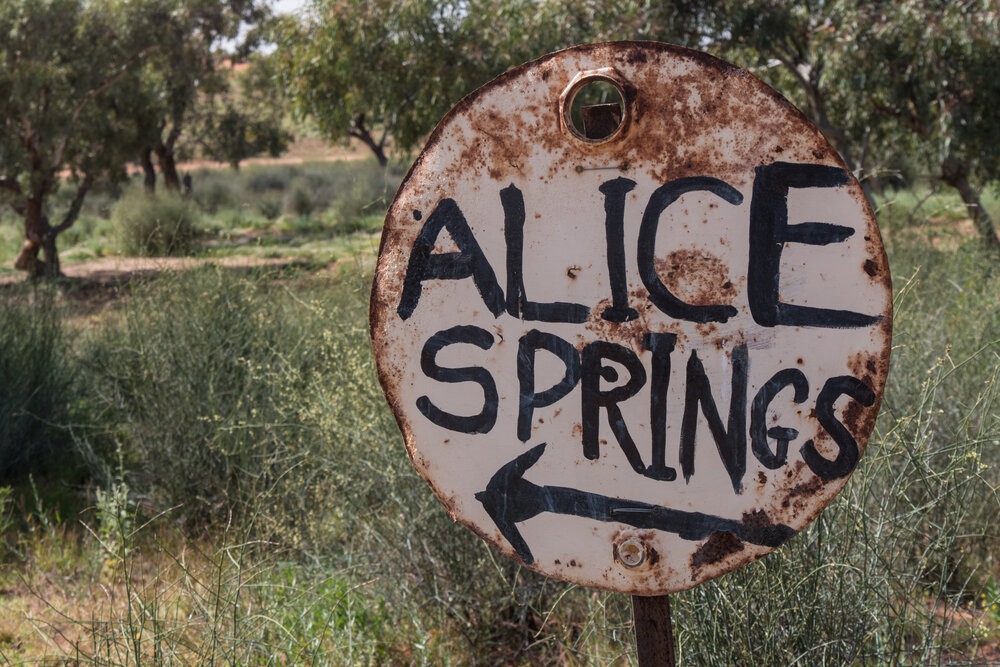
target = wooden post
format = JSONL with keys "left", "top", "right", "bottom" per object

{"left": 633, "top": 594, "right": 676, "bottom": 666}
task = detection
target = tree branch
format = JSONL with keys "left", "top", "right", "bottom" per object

{"left": 51, "top": 45, "right": 159, "bottom": 172}
{"left": 52, "top": 173, "right": 96, "bottom": 235}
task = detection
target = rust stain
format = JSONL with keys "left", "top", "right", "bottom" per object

{"left": 691, "top": 532, "right": 744, "bottom": 568}
{"left": 655, "top": 249, "right": 737, "bottom": 307}
{"left": 788, "top": 476, "right": 823, "bottom": 498}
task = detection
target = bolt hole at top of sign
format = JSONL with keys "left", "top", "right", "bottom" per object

{"left": 563, "top": 74, "right": 628, "bottom": 143}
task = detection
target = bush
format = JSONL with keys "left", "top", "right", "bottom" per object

{"left": 245, "top": 168, "right": 290, "bottom": 193}
{"left": 282, "top": 177, "right": 316, "bottom": 217}
{"left": 192, "top": 178, "right": 236, "bottom": 214}
{"left": 327, "top": 167, "right": 395, "bottom": 234}
{"left": 111, "top": 190, "right": 200, "bottom": 257}
{"left": 257, "top": 193, "right": 282, "bottom": 220}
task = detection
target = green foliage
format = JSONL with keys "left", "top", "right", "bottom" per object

{"left": 0, "top": 291, "right": 75, "bottom": 482}
{"left": 275, "top": 0, "right": 722, "bottom": 167}
{"left": 80, "top": 267, "right": 316, "bottom": 523}
{"left": 199, "top": 104, "right": 289, "bottom": 169}
{"left": 250, "top": 565, "right": 394, "bottom": 662}
{"left": 0, "top": 0, "right": 153, "bottom": 274}
{"left": 192, "top": 178, "right": 238, "bottom": 214}
{"left": 111, "top": 190, "right": 200, "bottom": 257}
{"left": 325, "top": 168, "right": 397, "bottom": 233}
{"left": 0, "top": 486, "right": 12, "bottom": 555}
{"left": 192, "top": 54, "right": 292, "bottom": 170}
{"left": 0, "top": 0, "right": 284, "bottom": 275}
{"left": 92, "top": 478, "right": 134, "bottom": 578}
{"left": 985, "top": 579, "right": 1000, "bottom": 626}
{"left": 276, "top": 0, "right": 489, "bottom": 164}
{"left": 848, "top": 2, "right": 1000, "bottom": 178}
{"left": 282, "top": 177, "right": 317, "bottom": 217}
{"left": 132, "top": 1, "right": 278, "bottom": 189}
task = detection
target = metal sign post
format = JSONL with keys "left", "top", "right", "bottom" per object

{"left": 634, "top": 595, "right": 676, "bottom": 666}
{"left": 371, "top": 41, "right": 892, "bottom": 661}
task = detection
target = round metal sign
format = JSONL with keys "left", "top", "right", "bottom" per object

{"left": 371, "top": 42, "right": 892, "bottom": 594}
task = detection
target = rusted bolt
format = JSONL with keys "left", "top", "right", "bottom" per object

{"left": 617, "top": 537, "right": 647, "bottom": 568}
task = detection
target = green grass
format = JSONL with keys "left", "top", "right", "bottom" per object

{"left": 0, "top": 179, "right": 997, "bottom": 664}
{"left": 875, "top": 185, "right": 1000, "bottom": 250}
{"left": 0, "top": 288, "right": 77, "bottom": 482}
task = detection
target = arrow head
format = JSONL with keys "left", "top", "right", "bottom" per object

{"left": 475, "top": 442, "right": 548, "bottom": 564}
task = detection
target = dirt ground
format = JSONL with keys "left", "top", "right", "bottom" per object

{"left": 0, "top": 255, "right": 315, "bottom": 288}
{"left": 176, "top": 136, "right": 369, "bottom": 172}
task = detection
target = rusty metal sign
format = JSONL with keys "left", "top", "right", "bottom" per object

{"left": 370, "top": 42, "right": 892, "bottom": 594}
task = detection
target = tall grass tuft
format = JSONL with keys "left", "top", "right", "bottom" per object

{"left": 0, "top": 289, "right": 76, "bottom": 482}
{"left": 80, "top": 267, "right": 317, "bottom": 524}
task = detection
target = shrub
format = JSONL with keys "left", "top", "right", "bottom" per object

{"left": 245, "top": 168, "right": 290, "bottom": 193}
{"left": 191, "top": 177, "right": 236, "bottom": 214}
{"left": 111, "top": 190, "right": 200, "bottom": 257}
{"left": 282, "top": 177, "right": 315, "bottom": 217}
{"left": 324, "top": 161, "right": 403, "bottom": 233}
{"left": 257, "top": 193, "right": 282, "bottom": 220}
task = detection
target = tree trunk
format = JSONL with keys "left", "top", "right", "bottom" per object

{"left": 941, "top": 156, "right": 1000, "bottom": 259}
{"left": 141, "top": 146, "right": 157, "bottom": 192}
{"left": 354, "top": 131, "right": 388, "bottom": 167}
{"left": 13, "top": 198, "right": 59, "bottom": 278}
{"left": 11, "top": 174, "right": 94, "bottom": 279}
{"left": 156, "top": 124, "right": 185, "bottom": 191}
{"left": 349, "top": 113, "right": 389, "bottom": 167}
{"left": 155, "top": 142, "right": 182, "bottom": 191}
{"left": 40, "top": 231, "right": 61, "bottom": 278}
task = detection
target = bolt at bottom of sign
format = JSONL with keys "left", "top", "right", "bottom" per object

{"left": 617, "top": 538, "right": 647, "bottom": 568}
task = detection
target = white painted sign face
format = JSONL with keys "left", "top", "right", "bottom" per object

{"left": 370, "top": 42, "right": 892, "bottom": 594}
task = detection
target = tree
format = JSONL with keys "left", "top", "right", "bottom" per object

{"left": 278, "top": 0, "right": 494, "bottom": 165}
{"left": 641, "top": 0, "right": 999, "bottom": 255}
{"left": 276, "top": 0, "right": 803, "bottom": 165}
{"left": 136, "top": 0, "right": 272, "bottom": 190}
{"left": 847, "top": 1, "right": 1000, "bottom": 257}
{"left": 191, "top": 55, "right": 291, "bottom": 170}
{"left": 0, "top": 0, "right": 152, "bottom": 277}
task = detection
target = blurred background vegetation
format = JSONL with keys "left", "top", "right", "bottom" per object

{"left": 0, "top": 0, "right": 998, "bottom": 664}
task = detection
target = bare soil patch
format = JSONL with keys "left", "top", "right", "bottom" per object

{"left": 0, "top": 255, "right": 316, "bottom": 286}
{"left": 178, "top": 136, "right": 369, "bottom": 172}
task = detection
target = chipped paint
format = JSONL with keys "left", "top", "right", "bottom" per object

{"left": 370, "top": 42, "right": 892, "bottom": 594}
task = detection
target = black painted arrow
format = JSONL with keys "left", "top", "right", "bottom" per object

{"left": 475, "top": 443, "right": 797, "bottom": 565}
